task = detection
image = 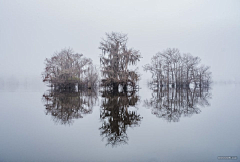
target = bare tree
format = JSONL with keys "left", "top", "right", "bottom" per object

{"left": 42, "top": 48, "right": 98, "bottom": 90}
{"left": 99, "top": 32, "right": 141, "bottom": 92}
{"left": 143, "top": 48, "right": 211, "bottom": 88}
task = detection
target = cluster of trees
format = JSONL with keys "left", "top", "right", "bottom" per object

{"left": 99, "top": 90, "right": 142, "bottom": 146}
{"left": 42, "top": 34, "right": 211, "bottom": 92}
{"left": 99, "top": 32, "right": 141, "bottom": 92}
{"left": 144, "top": 85, "right": 211, "bottom": 122}
{"left": 41, "top": 32, "right": 212, "bottom": 130}
{"left": 42, "top": 89, "right": 98, "bottom": 125}
{"left": 143, "top": 48, "right": 211, "bottom": 88}
{"left": 42, "top": 48, "right": 98, "bottom": 90}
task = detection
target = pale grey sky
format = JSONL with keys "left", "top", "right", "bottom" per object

{"left": 0, "top": 0, "right": 240, "bottom": 81}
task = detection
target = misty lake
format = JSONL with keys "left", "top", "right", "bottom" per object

{"left": 1, "top": 0, "right": 240, "bottom": 161}
{"left": 0, "top": 80, "right": 239, "bottom": 162}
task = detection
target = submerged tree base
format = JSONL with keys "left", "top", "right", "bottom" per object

{"left": 101, "top": 80, "right": 140, "bottom": 94}
{"left": 148, "top": 80, "right": 211, "bottom": 89}
{"left": 49, "top": 81, "right": 97, "bottom": 92}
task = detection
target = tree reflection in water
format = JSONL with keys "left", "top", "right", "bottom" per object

{"left": 144, "top": 85, "right": 212, "bottom": 122}
{"left": 42, "top": 88, "right": 98, "bottom": 125}
{"left": 99, "top": 90, "right": 142, "bottom": 146}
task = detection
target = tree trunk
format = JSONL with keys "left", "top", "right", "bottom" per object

{"left": 123, "top": 84, "right": 127, "bottom": 92}
{"left": 113, "top": 83, "right": 118, "bottom": 92}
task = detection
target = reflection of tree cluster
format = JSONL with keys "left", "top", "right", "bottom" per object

{"left": 144, "top": 86, "right": 211, "bottom": 122}
{"left": 42, "top": 89, "right": 98, "bottom": 125}
{"left": 99, "top": 91, "right": 142, "bottom": 146}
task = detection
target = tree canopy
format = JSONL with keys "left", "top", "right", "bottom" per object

{"left": 42, "top": 48, "right": 98, "bottom": 90}
{"left": 99, "top": 32, "right": 141, "bottom": 92}
{"left": 143, "top": 48, "right": 211, "bottom": 88}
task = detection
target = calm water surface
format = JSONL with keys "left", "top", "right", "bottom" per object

{"left": 0, "top": 81, "right": 240, "bottom": 162}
